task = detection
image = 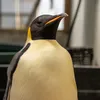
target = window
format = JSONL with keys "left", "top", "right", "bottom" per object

{"left": 0, "top": 0, "right": 66, "bottom": 30}
{"left": 36, "top": 0, "right": 65, "bottom": 30}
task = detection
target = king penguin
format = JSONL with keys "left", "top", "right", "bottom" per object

{"left": 3, "top": 13, "right": 78, "bottom": 100}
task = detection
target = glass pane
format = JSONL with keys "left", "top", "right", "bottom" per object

{"left": 21, "top": 16, "right": 28, "bottom": 27}
{"left": 36, "top": 0, "right": 65, "bottom": 30}
{"left": 1, "top": 0, "right": 65, "bottom": 30}
{"left": 1, "top": 0, "right": 33, "bottom": 14}
{"left": 1, "top": 16, "right": 15, "bottom": 28}
{"left": 20, "top": 0, "right": 34, "bottom": 14}
{"left": 1, "top": 0, "right": 15, "bottom": 13}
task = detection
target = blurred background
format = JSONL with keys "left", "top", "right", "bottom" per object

{"left": 0, "top": 0, "right": 100, "bottom": 100}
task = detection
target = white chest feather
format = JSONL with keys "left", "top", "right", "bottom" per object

{"left": 10, "top": 40, "right": 78, "bottom": 100}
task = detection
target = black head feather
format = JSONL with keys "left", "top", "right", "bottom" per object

{"left": 30, "top": 13, "right": 67, "bottom": 40}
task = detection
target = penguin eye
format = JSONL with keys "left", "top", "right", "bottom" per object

{"left": 37, "top": 21, "right": 42, "bottom": 25}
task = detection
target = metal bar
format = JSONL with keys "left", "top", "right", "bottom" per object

{"left": 26, "top": 0, "right": 41, "bottom": 26}
{"left": 66, "top": 0, "right": 82, "bottom": 47}
{"left": 15, "top": 0, "right": 21, "bottom": 29}
{"left": 0, "top": 0, "right": 1, "bottom": 27}
{"left": 50, "top": 0, "right": 53, "bottom": 9}
{"left": 64, "top": 0, "right": 71, "bottom": 32}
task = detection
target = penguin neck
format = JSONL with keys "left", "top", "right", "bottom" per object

{"left": 25, "top": 27, "right": 57, "bottom": 45}
{"left": 29, "top": 40, "right": 59, "bottom": 48}
{"left": 31, "top": 24, "right": 58, "bottom": 40}
{"left": 31, "top": 31, "right": 57, "bottom": 40}
{"left": 26, "top": 39, "right": 58, "bottom": 45}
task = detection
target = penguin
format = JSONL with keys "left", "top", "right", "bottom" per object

{"left": 3, "top": 13, "right": 78, "bottom": 100}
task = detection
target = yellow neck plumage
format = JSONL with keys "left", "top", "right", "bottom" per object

{"left": 25, "top": 27, "right": 32, "bottom": 44}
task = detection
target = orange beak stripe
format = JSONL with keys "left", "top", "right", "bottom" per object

{"left": 45, "top": 16, "right": 62, "bottom": 25}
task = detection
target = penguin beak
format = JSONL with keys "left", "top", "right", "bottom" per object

{"left": 45, "top": 13, "right": 68, "bottom": 25}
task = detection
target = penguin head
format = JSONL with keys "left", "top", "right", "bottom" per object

{"left": 27, "top": 13, "right": 68, "bottom": 41}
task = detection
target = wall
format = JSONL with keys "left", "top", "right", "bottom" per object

{"left": 0, "top": 30, "right": 67, "bottom": 47}
{"left": 70, "top": 0, "right": 100, "bottom": 66}
{"left": 70, "top": 0, "right": 85, "bottom": 47}
{"left": 0, "top": 30, "right": 26, "bottom": 46}
{"left": 70, "top": 0, "right": 97, "bottom": 48}
{"left": 93, "top": 0, "right": 100, "bottom": 66}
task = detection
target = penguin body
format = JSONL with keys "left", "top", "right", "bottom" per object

{"left": 3, "top": 13, "right": 78, "bottom": 100}
{"left": 10, "top": 40, "right": 77, "bottom": 100}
